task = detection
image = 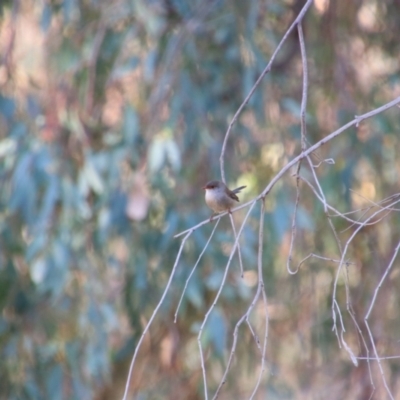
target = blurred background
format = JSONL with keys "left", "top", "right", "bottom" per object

{"left": 1, "top": 0, "right": 400, "bottom": 399}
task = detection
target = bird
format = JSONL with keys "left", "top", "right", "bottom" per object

{"left": 202, "top": 180, "right": 246, "bottom": 221}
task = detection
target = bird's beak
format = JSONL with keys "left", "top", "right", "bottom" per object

{"left": 202, "top": 186, "right": 206, "bottom": 190}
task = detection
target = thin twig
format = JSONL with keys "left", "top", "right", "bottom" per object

{"left": 249, "top": 199, "right": 269, "bottom": 400}
{"left": 331, "top": 197, "right": 400, "bottom": 365}
{"left": 298, "top": 175, "right": 394, "bottom": 228}
{"left": 365, "top": 240, "right": 400, "bottom": 320}
{"left": 287, "top": 22, "right": 308, "bottom": 275}
{"left": 175, "top": 95, "right": 400, "bottom": 239}
{"left": 296, "top": 253, "right": 354, "bottom": 269}
{"left": 213, "top": 200, "right": 268, "bottom": 400}
{"left": 364, "top": 322, "right": 394, "bottom": 400}
{"left": 219, "top": 0, "right": 314, "bottom": 183}
{"left": 198, "top": 202, "right": 257, "bottom": 400}
{"left": 307, "top": 155, "right": 343, "bottom": 256}
{"left": 174, "top": 219, "right": 220, "bottom": 323}
{"left": 229, "top": 213, "right": 244, "bottom": 277}
{"left": 121, "top": 232, "right": 191, "bottom": 400}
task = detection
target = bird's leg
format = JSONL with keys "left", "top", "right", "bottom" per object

{"left": 209, "top": 213, "right": 215, "bottom": 223}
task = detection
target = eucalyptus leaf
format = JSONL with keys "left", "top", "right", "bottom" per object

{"left": 30, "top": 258, "right": 48, "bottom": 284}
{"left": 0, "top": 138, "right": 16, "bottom": 158}
{"left": 45, "top": 364, "right": 63, "bottom": 400}
{"left": 123, "top": 105, "right": 139, "bottom": 145}
{"left": 186, "top": 276, "right": 204, "bottom": 309}
{"left": 205, "top": 308, "right": 227, "bottom": 357}
{"left": 0, "top": 95, "right": 16, "bottom": 121}
{"left": 80, "top": 159, "right": 104, "bottom": 195}
{"left": 2, "top": 1, "right": 400, "bottom": 398}
{"left": 148, "top": 138, "right": 165, "bottom": 172}
{"left": 165, "top": 139, "right": 181, "bottom": 171}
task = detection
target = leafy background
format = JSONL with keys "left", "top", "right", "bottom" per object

{"left": 1, "top": 0, "right": 400, "bottom": 399}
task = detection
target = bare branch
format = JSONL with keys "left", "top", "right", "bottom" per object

{"left": 174, "top": 220, "right": 220, "bottom": 323}
{"left": 121, "top": 232, "right": 191, "bottom": 400}
{"left": 249, "top": 199, "right": 269, "bottom": 399}
{"left": 175, "top": 95, "right": 400, "bottom": 239}
{"left": 198, "top": 202, "right": 257, "bottom": 400}
{"left": 229, "top": 214, "right": 244, "bottom": 278}
{"left": 212, "top": 200, "right": 269, "bottom": 400}
{"left": 219, "top": 0, "right": 314, "bottom": 183}
{"left": 286, "top": 22, "right": 308, "bottom": 275}
{"left": 365, "top": 240, "right": 400, "bottom": 320}
{"left": 331, "top": 197, "right": 400, "bottom": 370}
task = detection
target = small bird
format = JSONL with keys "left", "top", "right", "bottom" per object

{"left": 203, "top": 180, "right": 246, "bottom": 221}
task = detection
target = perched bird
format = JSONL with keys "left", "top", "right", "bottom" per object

{"left": 203, "top": 180, "right": 246, "bottom": 221}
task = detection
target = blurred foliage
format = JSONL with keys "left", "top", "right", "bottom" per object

{"left": 1, "top": 0, "right": 400, "bottom": 399}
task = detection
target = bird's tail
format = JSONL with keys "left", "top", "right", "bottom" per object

{"left": 232, "top": 186, "right": 246, "bottom": 194}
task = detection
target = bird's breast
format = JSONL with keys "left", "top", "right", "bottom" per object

{"left": 205, "top": 189, "right": 235, "bottom": 213}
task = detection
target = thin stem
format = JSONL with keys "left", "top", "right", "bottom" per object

{"left": 121, "top": 232, "right": 191, "bottom": 400}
